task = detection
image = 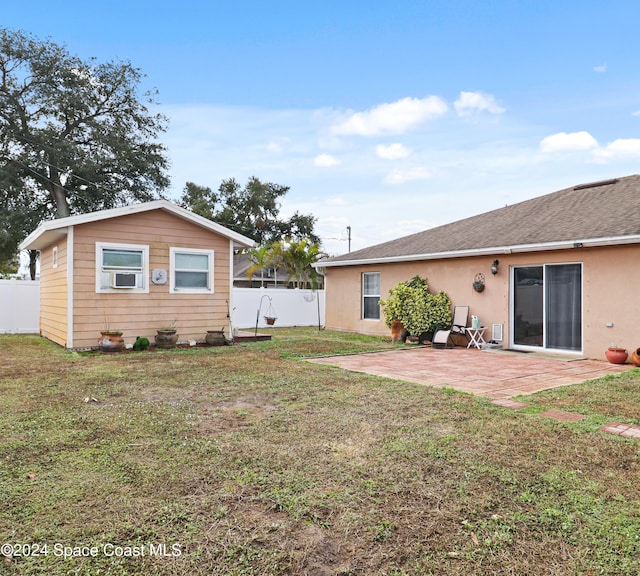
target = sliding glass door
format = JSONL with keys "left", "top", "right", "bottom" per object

{"left": 512, "top": 263, "right": 582, "bottom": 352}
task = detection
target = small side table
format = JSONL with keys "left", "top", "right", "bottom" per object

{"left": 466, "top": 326, "right": 487, "bottom": 349}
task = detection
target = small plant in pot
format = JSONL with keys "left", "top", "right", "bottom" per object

{"left": 155, "top": 321, "right": 178, "bottom": 349}
{"left": 98, "top": 329, "right": 125, "bottom": 353}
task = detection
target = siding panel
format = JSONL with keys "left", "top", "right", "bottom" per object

{"left": 71, "top": 211, "right": 232, "bottom": 348}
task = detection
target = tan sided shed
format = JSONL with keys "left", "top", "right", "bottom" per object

{"left": 19, "top": 200, "right": 254, "bottom": 350}
{"left": 317, "top": 175, "right": 640, "bottom": 360}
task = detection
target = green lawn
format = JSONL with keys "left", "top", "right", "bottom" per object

{"left": 0, "top": 329, "right": 638, "bottom": 575}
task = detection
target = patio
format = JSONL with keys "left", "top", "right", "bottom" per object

{"left": 307, "top": 345, "right": 635, "bottom": 400}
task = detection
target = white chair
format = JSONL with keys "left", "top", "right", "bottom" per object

{"left": 431, "top": 306, "right": 470, "bottom": 348}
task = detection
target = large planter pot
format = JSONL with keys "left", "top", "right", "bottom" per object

{"left": 605, "top": 347, "right": 628, "bottom": 364}
{"left": 390, "top": 319, "right": 408, "bottom": 343}
{"left": 98, "top": 331, "right": 124, "bottom": 353}
{"left": 205, "top": 330, "right": 226, "bottom": 346}
{"left": 155, "top": 329, "right": 178, "bottom": 349}
{"left": 631, "top": 348, "right": 640, "bottom": 367}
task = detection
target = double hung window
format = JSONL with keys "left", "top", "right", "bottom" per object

{"left": 170, "top": 248, "right": 214, "bottom": 293}
{"left": 362, "top": 272, "right": 381, "bottom": 320}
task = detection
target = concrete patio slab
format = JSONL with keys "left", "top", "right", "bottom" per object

{"left": 307, "top": 346, "right": 634, "bottom": 400}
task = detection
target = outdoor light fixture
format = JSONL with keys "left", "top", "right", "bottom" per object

{"left": 490, "top": 259, "right": 499, "bottom": 275}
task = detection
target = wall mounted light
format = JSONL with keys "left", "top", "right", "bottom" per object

{"left": 490, "top": 259, "right": 499, "bottom": 275}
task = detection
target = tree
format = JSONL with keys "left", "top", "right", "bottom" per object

{"left": 379, "top": 276, "right": 452, "bottom": 340}
{"left": 180, "top": 177, "right": 319, "bottom": 245}
{"left": 249, "top": 238, "right": 325, "bottom": 289}
{"left": 0, "top": 27, "right": 170, "bottom": 274}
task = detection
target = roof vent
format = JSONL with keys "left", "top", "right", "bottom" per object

{"left": 573, "top": 178, "right": 618, "bottom": 191}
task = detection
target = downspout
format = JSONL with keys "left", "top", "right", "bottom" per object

{"left": 67, "top": 226, "right": 74, "bottom": 349}
{"left": 228, "top": 240, "right": 234, "bottom": 342}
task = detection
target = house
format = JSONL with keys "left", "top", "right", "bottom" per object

{"left": 233, "top": 252, "right": 325, "bottom": 289}
{"left": 317, "top": 175, "right": 640, "bottom": 360}
{"left": 19, "top": 200, "right": 254, "bottom": 349}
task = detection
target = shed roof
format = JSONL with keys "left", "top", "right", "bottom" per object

{"left": 320, "top": 174, "right": 640, "bottom": 267}
{"left": 19, "top": 200, "right": 256, "bottom": 251}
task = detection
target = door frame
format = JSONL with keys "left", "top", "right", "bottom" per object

{"left": 509, "top": 261, "right": 583, "bottom": 354}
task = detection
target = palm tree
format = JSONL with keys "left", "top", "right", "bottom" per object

{"left": 273, "top": 238, "right": 326, "bottom": 289}
{"left": 245, "top": 244, "right": 275, "bottom": 288}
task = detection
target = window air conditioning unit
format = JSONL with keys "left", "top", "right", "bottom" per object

{"left": 110, "top": 272, "right": 137, "bottom": 288}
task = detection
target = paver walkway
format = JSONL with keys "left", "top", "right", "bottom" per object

{"left": 308, "top": 346, "right": 634, "bottom": 400}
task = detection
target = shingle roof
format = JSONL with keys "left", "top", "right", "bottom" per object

{"left": 321, "top": 174, "right": 640, "bottom": 267}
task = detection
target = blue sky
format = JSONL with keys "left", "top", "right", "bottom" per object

{"left": 6, "top": 1, "right": 640, "bottom": 254}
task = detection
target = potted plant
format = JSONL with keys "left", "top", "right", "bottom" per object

{"left": 98, "top": 329, "right": 125, "bottom": 353}
{"left": 605, "top": 345, "right": 628, "bottom": 364}
{"left": 379, "top": 276, "right": 452, "bottom": 344}
{"left": 205, "top": 328, "right": 227, "bottom": 346}
{"left": 155, "top": 321, "right": 178, "bottom": 349}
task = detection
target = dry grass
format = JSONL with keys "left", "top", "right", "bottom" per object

{"left": 0, "top": 329, "right": 638, "bottom": 575}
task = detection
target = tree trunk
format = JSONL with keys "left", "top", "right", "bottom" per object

{"left": 51, "top": 181, "right": 70, "bottom": 218}
{"left": 29, "top": 250, "right": 38, "bottom": 281}
{"left": 47, "top": 164, "right": 70, "bottom": 218}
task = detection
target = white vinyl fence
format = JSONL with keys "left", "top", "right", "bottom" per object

{"left": 0, "top": 282, "right": 324, "bottom": 334}
{"left": 231, "top": 287, "right": 325, "bottom": 330}
{"left": 0, "top": 279, "right": 40, "bottom": 334}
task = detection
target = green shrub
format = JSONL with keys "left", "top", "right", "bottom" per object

{"left": 379, "top": 275, "right": 452, "bottom": 338}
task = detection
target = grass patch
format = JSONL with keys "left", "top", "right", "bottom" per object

{"left": 0, "top": 330, "right": 638, "bottom": 575}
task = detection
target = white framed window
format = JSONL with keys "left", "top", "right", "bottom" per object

{"left": 362, "top": 272, "right": 380, "bottom": 320}
{"left": 170, "top": 247, "right": 214, "bottom": 294}
{"left": 96, "top": 242, "right": 149, "bottom": 293}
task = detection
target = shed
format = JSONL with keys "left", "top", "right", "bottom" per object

{"left": 317, "top": 175, "right": 640, "bottom": 360}
{"left": 19, "top": 200, "right": 254, "bottom": 349}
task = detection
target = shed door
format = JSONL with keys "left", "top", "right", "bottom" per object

{"left": 512, "top": 263, "right": 582, "bottom": 352}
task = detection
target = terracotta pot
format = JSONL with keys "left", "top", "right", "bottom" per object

{"left": 390, "top": 319, "right": 408, "bottom": 343}
{"left": 155, "top": 329, "right": 178, "bottom": 349}
{"left": 631, "top": 348, "right": 640, "bottom": 367}
{"left": 98, "top": 331, "right": 124, "bottom": 353}
{"left": 605, "top": 347, "right": 628, "bottom": 364}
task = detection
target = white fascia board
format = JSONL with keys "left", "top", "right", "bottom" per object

{"left": 316, "top": 234, "right": 640, "bottom": 268}
{"left": 19, "top": 200, "right": 256, "bottom": 251}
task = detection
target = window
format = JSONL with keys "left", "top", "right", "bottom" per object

{"left": 96, "top": 242, "right": 149, "bottom": 293}
{"left": 362, "top": 272, "right": 380, "bottom": 319}
{"left": 170, "top": 248, "right": 214, "bottom": 293}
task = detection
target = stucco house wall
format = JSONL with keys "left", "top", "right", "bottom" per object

{"left": 325, "top": 245, "right": 640, "bottom": 360}
{"left": 321, "top": 175, "right": 640, "bottom": 361}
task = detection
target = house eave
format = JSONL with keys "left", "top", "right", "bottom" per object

{"left": 315, "top": 234, "right": 640, "bottom": 268}
{"left": 18, "top": 200, "right": 255, "bottom": 251}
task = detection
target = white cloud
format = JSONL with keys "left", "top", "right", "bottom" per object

{"left": 384, "top": 167, "right": 432, "bottom": 185}
{"left": 331, "top": 96, "right": 448, "bottom": 136}
{"left": 592, "top": 138, "right": 640, "bottom": 161}
{"left": 540, "top": 131, "right": 598, "bottom": 153}
{"left": 266, "top": 137, "right": 291, "bottom": 153}
{"left": 632, "top": 110, "right": 640, "bottom": 117}
{"left": 454, "top": 91, "right": 505, "bottom": 117}
{"left": 313, "top": 153, "right": 341, "bottom": 167}
{"left": 376, "top": 143, "right": 412, "bottom": 159}
{"left": 594, "top": 64, "right": 607, "bottom": 73}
